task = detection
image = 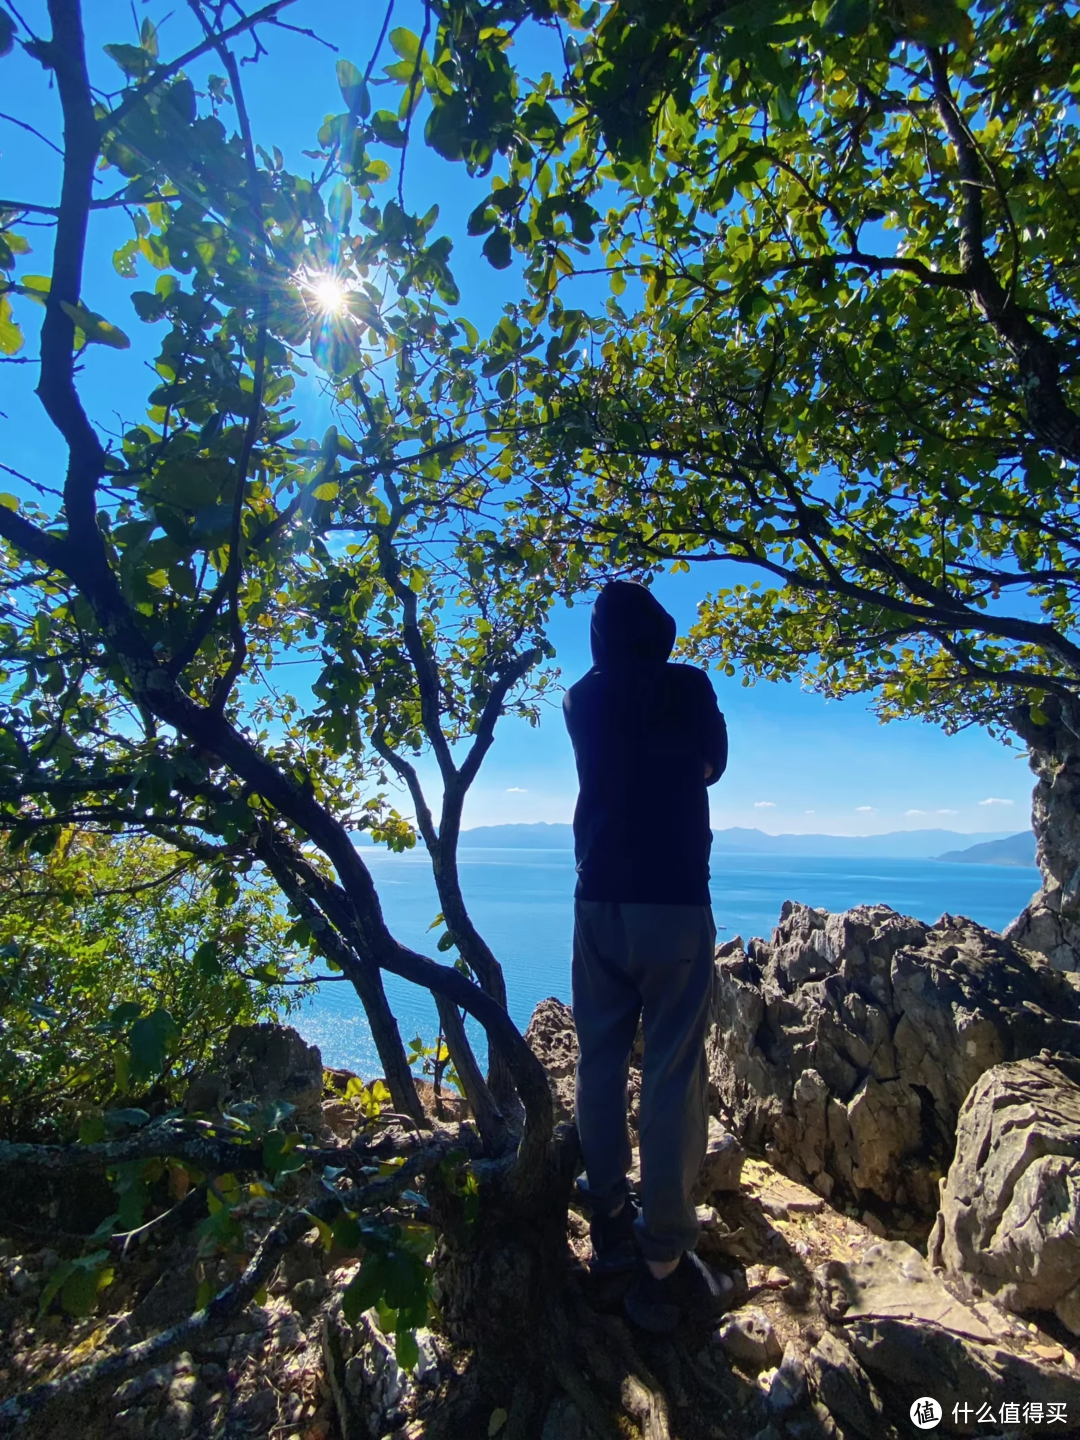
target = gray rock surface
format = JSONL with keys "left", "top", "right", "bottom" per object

{"left": 929, "top": 1056, "right": 1080, "bottom": 1333}
{"left": 219, "top": 1023, "right": 323, "bottom": 1120}
{"left": 804, "top": 1330, "right": 886, "bottom": 1439}
{"left": 767, "top": 1342, "right": 809, "bottom": 1414}
{"left": 816, "top": 1241, "right": 1080, "bottom": 1432}
{"left": 524, "top": 997, "right": 579, "bottom": 1124}
{"left": 1004, "top": 700, "right": 1080, "bottom": 972}
{"left": 322, "top": 1295, "right": 442, "bottom": 1440}
{"left": 693, "top": 1116, "right": 746, "bottom": 1200}
{"left": 707, "top": 901, "right": 1080, "bottom": 1215}
{"left": 717, "top": 1308, "right": 783, "bottom": 1368}
{"left": 525, "top": 996, "right": 744, "bottom": 1199}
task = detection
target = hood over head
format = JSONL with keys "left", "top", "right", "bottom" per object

{"left": 590, "top": 581, "right": 677, "bottom": 667}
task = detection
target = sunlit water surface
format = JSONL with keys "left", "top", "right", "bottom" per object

{"left": 296, "top": 847, "right": 1039, "bottom": 1076}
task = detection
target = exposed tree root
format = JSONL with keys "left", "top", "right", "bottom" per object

{"left": 0, "top": 1118, "right": 406, "bottom": 1180}
{"left": 0, "top": 1144, "right": 444, "bottom": 1428}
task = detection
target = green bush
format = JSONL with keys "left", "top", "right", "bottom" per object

{"left": 0, "top": 831, "right": 306, "bottom": 1141}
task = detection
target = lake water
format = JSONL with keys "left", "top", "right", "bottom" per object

{"left": 296, "top": 847, "right": 1041, "bottom": 1077}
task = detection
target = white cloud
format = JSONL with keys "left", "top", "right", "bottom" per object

{"left": 506, "top": 787, "right": 528, "bottom": 793}
{"left": 754, "top": 801, "right": 776, "bottom": 809}
{"left": 805, "top": 809, "right": 815, "bottom": 815}
{"left": 855, "top": 805, "right": 876, "bottom": 813}
{"left": 936, "top": 808, "right": 958, "bottom": 815}
{"left": 979, "top": 797, "right": 1014, "bottom": 807}
{"left": 905, "top": 808, "right": 927, "bottom": 816}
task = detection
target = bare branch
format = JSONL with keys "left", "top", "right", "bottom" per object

{"left": 101, "top": 1, "right": 298, "bottom": 138}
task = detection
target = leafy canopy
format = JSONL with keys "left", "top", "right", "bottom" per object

{"left": 0, "top": 831, "right": 302, "bottom": 1142}
{"left": 391, "top": 0, "right": 1080, "bottom": 742}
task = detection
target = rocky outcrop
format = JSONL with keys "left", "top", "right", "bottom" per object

{"left": 1005, "top": 699, "right": 1080, "bottom": 971}
{"left": 930, "top": 1056, "right": 1080, "bottom": 1335}
{"left": 695, "top": 1115, "right": 745, "bottom": 1198}
{"left": 525, "top": 995, "right": 744, "bottom": 1196}
{"left": 524, "top": 997, "right": 580, "bottom": 1124}
{"left": 185, "top": 1024, "right": 324, "bottom": 1122}
{"left": 707, "top": 902, "right": 1080, "bottom": 1217}
{"left": 815, "top": 1241, "right": 1080, "bottom": 1435}
{"left": 322, "top": 1294, "right": 444, "bottom": 1440}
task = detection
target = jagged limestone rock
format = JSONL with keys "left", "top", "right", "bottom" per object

{"left": 693, "top": 1115, "right": 746, "bottom": 1199}
{"left": 1005, "top": 700, "right": 1080, "bottom": 972}
{"left": 804, "top": 1330, "right": 887, "bottom": 1440}
{"left": 525, "top": 996, "right": 744, "bottom": 1200}
{"left": 717, "top": 1307, "right": 783, "bottom": 1368}
{"left": 707, "top": 902, "right": 1080, "bottom": 1216}
{"left": 185, "top": 1023, "right": 324, "bottom": 1121}
{"left": 321, "top": 1295, "right": 442, "bottom": 1440}
{"left": 929, "top": 1057, "right": 1080, "bottom": 1334}
{"left": 816, "top": 1241, "right": 1080, "bottom": 1432}
{"left": 524, "top": 997, "right": 579, "bottom": 1125}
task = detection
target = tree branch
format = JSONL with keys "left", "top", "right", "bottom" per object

{"left": 101, "top": 1, "right": 298, "bottom": 138}
{"left": 927, "top": 46, "right": 1080, "bottom": 462}
{"left": 0, "top": 1143, "right": 445, "bottom": 1429}
{"left": 37, "top": 0, "right": 108, "bottom": 528}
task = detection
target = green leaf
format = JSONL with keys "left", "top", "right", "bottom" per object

{"left": 489, "top": 1409, "right": 508, "bottom": 1437}
{"left": 103, "top": 42, "right": 153, "bottom": 78}
{"left": 140, "top": 16, "right": 158, "bottom": 59}
{"left": 342, "top": 1252, "right": 387, "bottom": 1326}
{"left": 389, "top": 27, "right": 421, "bottom": 62}
{"left": 333, "top": 1211, "right": 362, "bottom": 1250}
{"left": 336, "top": 58, "right": 371, "bottom": 117}
{"left": 823, "top": 0, "right": 874, "bottom": 36}
{"left": 17, "top": 274, "right": 49, "bottom": 306}
{"left": 113, "top": 239, "right": 140, "bottom": 278}
{"left": 128, "top": 1007, "right": 177, "bottom": 1080}
{"left": 395, "top": 1326, "right": 420, "bottom": 1370}
{"left": 894, "top": 0, "right": 974, "bottom": 46}
{"left": 0, "top": 294, "right": 23, "bottom": 356}
{"left": 482, "top": 230, "right": 512, "bottom": 270}
{"left": 38, "top": 1260, "right": 75, "bottom": 1317}
{"left": 328, "top": 180, "right": 353, "bottom": 234}
{"left": 305, "top": 1211, "right": 335, "bottom": 1251}
{"left": 263, "top": 1129, "right": 305, "bottom": 1180}
{"left": 39, "top": 1251, "right": 111, "bottom": 1318}
{"left": 59, "top": 300, "right": 131, "bottom": 349}
{"left": 103, "top": 1107, "right": 151, "bottom": 1131}
{"left": 370, "top": 110, "right": 407, "bottom": 148}
{"left": 109, "top": 1001, "right": 143, "bottom": 1027}
{"left": 78, "top": 1114, "right": 107, "bottom": 1144}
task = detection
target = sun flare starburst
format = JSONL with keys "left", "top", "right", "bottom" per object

{"left": 300, "top": 269, "right": 351, "bottom": 317}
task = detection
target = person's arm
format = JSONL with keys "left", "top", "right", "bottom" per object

{"left": 694, "top": 670, "right": 727, "bottom": 786}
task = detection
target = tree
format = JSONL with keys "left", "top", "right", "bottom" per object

{"left": 395, "top": 0, "right": 1080, "bottom": 966}
{"left": 0, "top": 829, "right": 304, "bottom": 1142}
{"left": 0, "top": 4, "right": 619, "bottom": 1429}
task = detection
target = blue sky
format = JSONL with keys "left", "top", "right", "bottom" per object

{"left": 0, "top": 0, "right": 1036, "bottom": 837}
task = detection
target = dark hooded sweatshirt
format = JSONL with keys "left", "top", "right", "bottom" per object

{"left": 563, "top": 581, "right": 728, "bottom": 906}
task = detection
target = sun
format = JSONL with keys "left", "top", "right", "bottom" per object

{"left": 301, "top": 270, "right": 351, "bottom": 317}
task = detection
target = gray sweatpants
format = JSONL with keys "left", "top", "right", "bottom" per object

{"left": 572, "top": 899, "right": 716, "bottom": 1262}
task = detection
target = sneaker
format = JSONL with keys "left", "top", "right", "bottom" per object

{"left": 623, "top": 1251, "right": 734, "bottom": 1333}
{"left": 574, "top": 1180, "right": 641, "bottom": 1276}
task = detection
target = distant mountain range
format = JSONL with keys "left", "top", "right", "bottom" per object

{"left": 442, "top": 822, "right": 1022, "bottom": 861}
{"left": 934, "top": 831, "right": 1037, "bottom": 868}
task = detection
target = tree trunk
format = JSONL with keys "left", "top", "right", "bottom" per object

{"left": 421, "top": 1125, "right": 688, "bottom": 1440}
{"left": 1004, "top": 699, "right": 1080, "bottom": 971}
{"left": 422, "top": 1127, "right": 623, "bottom": 1440}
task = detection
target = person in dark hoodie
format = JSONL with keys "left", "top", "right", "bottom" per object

{"left": 563, "top": 580, "right": 730, "bottom": 1333}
